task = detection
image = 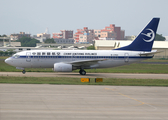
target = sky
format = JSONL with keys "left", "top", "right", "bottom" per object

{"left": 0, "top": 0, "right": 168, "bottom": 36}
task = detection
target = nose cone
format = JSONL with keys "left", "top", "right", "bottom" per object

{"left": 5, "top": 58, "right": 12, "bottom": 65}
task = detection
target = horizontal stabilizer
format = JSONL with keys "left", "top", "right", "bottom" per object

{"left": 139, "top": 50, "right": 163, "bottom": 56}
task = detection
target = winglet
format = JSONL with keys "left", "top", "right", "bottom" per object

{"left": 115, "top": 18, "right": 160, "bottom": 51}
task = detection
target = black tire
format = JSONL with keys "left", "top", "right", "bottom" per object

{"left": 22, "top": 70, "right": 26, "bottom": 74}
{"left": 79, "top": 70, "right": 82, "bottom": 74}
{"left": 81, "top": 70, "right": 86, "bottom": 75}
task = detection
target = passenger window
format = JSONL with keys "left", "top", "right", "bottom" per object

{"left": 32, "top": 52, "right": 36, "bottom": 55}
{"left": 37, "top": 52, "right": 41, "bottom": 55}
{"left": 52, "top": 52, "right": 55, "bottom": 55}
{"left": 42, "top": 52, "right": 45, "bottom": 55}
{"left": 47, "top": 52, "right": 50, "bottom": 55}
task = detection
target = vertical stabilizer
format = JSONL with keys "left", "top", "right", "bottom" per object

{"left": 115, "top": 18, "right": 160, "bottom": 51}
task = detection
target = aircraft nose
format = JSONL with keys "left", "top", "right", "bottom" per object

{"left": 5, "top": 58, "right": 12, "bottom": 65}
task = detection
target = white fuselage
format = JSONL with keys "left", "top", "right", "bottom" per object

{"left": 5, "top": 50, "right": 153, "bottom": 70}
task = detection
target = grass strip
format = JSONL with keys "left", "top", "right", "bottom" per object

{"left": 0, "top": 76, "right": 168, "bottom": 86}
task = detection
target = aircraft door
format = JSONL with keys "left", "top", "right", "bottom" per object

{"left": 72, "top": 55, "right": 75, "bottom": 61}
{"left": 124, "top": 53, "right": 129, "bottom": 63}
{"left": 26, "top": 52, "right": 31, "bottom": 62}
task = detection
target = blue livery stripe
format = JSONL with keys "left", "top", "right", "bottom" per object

{"left": 15, "top": 55, "right": 153, "bottom": 59}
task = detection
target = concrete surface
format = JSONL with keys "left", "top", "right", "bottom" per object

{"left": 0, "top": 84, "right": 168, "bottom": 120}
{"left": 0, "top": 72, "right": 168, "bottom": 79}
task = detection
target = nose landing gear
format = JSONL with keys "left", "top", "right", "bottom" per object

{"left": 22, "top": 70, "right": 26, "bottom": 74}
{"left": 16, "top": 67, "right": 26, "bottom": 74}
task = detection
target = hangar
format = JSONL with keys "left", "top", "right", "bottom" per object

{"left": 95, "top": 40, "right": 168, "bottom": 58}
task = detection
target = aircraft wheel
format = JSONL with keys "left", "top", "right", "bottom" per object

{"left": 79, "top": 70, "right": 86, "bottom": 75}
{"left": 22, "top": 70, "right": 26, "bottom": 74}
{"left": 79, "top": 70, "right": 82, "bottom": 74}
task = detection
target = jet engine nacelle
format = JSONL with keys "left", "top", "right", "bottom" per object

{"left": 54, "top": 63, "right": 72, "bottom": 72}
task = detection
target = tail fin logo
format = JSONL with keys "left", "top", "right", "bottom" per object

{"left": 141, "top": 28, "right": 155, "bottom": 42}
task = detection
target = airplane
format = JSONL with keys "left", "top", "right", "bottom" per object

{"left": 5, "top": 18, "right": 160, "bottom": 75}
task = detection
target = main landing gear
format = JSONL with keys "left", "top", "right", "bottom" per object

{"left": 79, "top": 69, "right": 86, "bottom": 75}
{"left": 16, "top": 67, "right": 26, "bottom": 74}
{"left": 22, "top": 70, "right": 26, "bottom": 74}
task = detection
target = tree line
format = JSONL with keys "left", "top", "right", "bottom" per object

{"left": 0, "top": 51, "right": 16, "bottom": 56}
{"left": 15, "top": 37, "right": 55, "bottom": 47}
{"left": 155, "top": 34, "right": 166, "bottom": 41}
{"left": 15, "top": 36, "right": 40, "bottom": 47}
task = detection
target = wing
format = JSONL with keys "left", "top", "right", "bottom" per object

{"left": 66, "top": 59, "right": 106, "bottom": 68}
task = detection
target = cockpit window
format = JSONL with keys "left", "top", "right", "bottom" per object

{"left": 13, "top": 54, "right": 20, "bottom": 58}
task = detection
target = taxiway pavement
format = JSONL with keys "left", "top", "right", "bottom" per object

{"left": 0, "top": 84, "right": 168, "bottom": 120}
